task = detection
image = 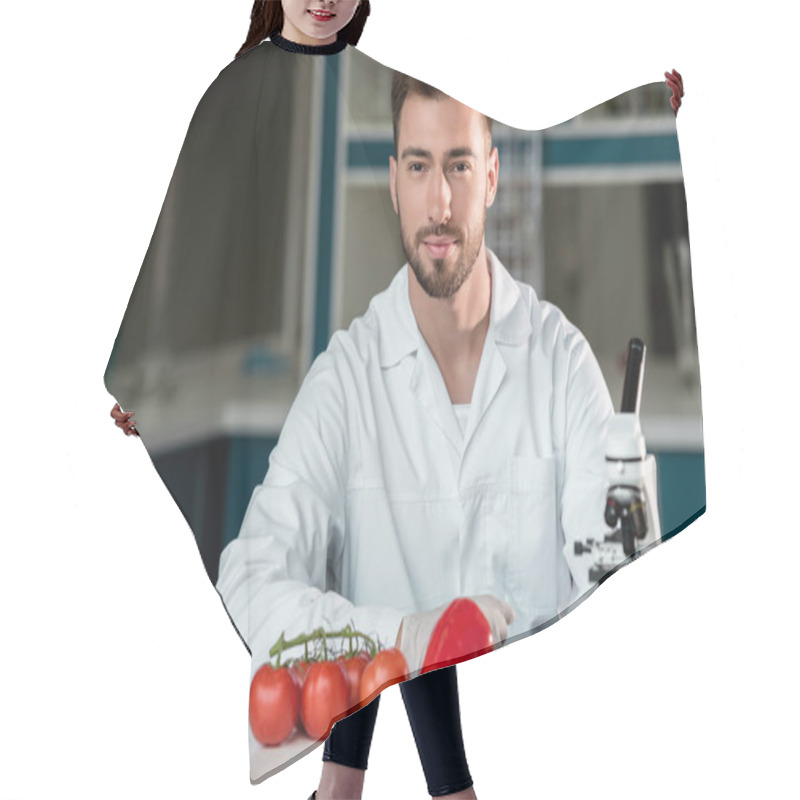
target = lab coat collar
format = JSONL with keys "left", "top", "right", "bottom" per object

{"left": 377, "top": 250, "right": 533, "bottom": 369}
{"left": 377, "top": 251, "right": 534, "bottom": 459}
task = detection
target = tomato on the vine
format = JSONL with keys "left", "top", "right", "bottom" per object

{"left": 301, "top": 661, "right": 349, "bottom": 741}
{"left": 290, "top": 659, "right": 311, "bottom": 688}
{"left": 422, "top": 598, "right": 493, "bottom": 673}
{"left": 359, "top": 648, "right": 408, "bottom": 705}
{"left": 249, "top": 664, "right": 300, "bottom": 746}
{"left": 338, "top": 653, "right": 370, "bottom": 710}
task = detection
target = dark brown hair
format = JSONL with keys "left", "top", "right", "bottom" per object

{"left": 236, "top": 1, "right": 371, "bottom": 59}
{"left": 390, "top": 72, "right": 494, "bottom": 152}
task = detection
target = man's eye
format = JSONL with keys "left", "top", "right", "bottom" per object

{"left": 451, "top": 162, "right": 471, "bottom": 173}
{"left": 409, "top": 163, "right": 426, "bottom": 173}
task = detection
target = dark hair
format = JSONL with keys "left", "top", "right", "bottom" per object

{"left": 236, "top": 1, "right": 371, "bottom": 59}
{"left": 390, "top": 71, "right": 493, "bottom": 152}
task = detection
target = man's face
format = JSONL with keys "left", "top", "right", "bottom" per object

{"left": 390, "top": 94, "right": 498, "bottom": 300}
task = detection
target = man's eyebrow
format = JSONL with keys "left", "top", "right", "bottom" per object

{"left": 400, "top": 147, "right": 432, "bottom": 160}
{"left": 446, "top": 147, "right": 477, "bottom": 159}
{"left": 399, "top": 146, "right": 478, "bottom": 160}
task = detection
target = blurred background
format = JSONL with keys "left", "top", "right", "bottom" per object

{"left": 105, "top": 49, "right": 703, "bottom": 582}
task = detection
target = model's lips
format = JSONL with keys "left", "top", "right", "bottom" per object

{"left": 422, "top": 239, "right": 457, "bottom": 259}
{"left": 308, "top": 9, "right": 335, "bottom": 21}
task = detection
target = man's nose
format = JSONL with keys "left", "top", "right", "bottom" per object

{"left": 427, "top": 170, "right": 452, "bottom": 226}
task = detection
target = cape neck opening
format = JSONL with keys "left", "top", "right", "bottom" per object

{"left": 269, "top": 32, "right": 347, "bottom": 55}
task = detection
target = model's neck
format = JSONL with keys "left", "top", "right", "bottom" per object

{"left": 270, "top": 31, "right": 347, "bottom": 55}
{"left": 408, "top": 247, "right": 492, "bottom": 368}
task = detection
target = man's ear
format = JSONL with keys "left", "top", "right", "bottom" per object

{"left": 485, "top": 145, "right": 499, "bottom": 210}
{"left": 389, "top": 155, "right": 399, "bottom": 214}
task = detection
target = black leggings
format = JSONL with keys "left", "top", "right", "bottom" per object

{"left": 322, "top": 665, "right": 473, "bottom": 797}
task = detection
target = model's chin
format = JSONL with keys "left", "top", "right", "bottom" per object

{"left": 301, "top": 28, "right": 336, "bottom": 40}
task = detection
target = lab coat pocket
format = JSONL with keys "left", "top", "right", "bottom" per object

{"left": 509, "top": 455, "right": 563, "bottom": 625}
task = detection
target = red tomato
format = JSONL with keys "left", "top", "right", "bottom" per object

{"left": 249, "top": 664, "right": 300, "bottom": 746}
{"left": 422, "top": 598, "right": 494, "bottom": 673}
{"left": 337, "top": 653, "right": 370, "bottom": 710}
{"left": 359, "top": 648, "right": 409, "bottom": 705}
{"left": 290, "top": 660, "right": 311, "bottom": 688}
{"left": 301, "top": 661, "right": 349, "bottom": 741}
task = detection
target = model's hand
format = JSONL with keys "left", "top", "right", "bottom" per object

{"left": 665, "top": 69, "right": 684, "bottom": 116}
{"left": 397, "top": 594, "right": 514, "bottom": 675}
{"left": 111, "top": 402, "right": 139, "bottom": 437}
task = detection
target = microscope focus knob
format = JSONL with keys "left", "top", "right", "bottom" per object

{"left": 605, "top": 496, "right": 621, "bottom": 528}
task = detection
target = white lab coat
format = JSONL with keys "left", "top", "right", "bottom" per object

{"left": 217, "top": 253, "right": 614, "bottom": 668}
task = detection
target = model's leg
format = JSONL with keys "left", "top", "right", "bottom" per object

{"left": 315, "top": 695, "right": 381, "bottom": 800}
{"left": 400, "top": 666, "right": 476, "bottom": 799}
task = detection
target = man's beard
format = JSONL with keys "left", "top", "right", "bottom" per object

{"left": 400, "top": 213, "right": 485, "bottom": 300}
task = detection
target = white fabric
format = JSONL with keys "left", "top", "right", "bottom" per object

{"left": 216, "top": 252, "right": 614, "bottom": 669}
{"left": 453, "top": 403, "right": 470, "bottom": 438}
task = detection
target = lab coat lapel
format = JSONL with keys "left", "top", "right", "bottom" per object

{"left": 462, "top": 334, "right": 506, "bottom": 452}
{"left": 386, "top": 265, "right": 463, "bottom": 457}
{"left": 462, "top": 252, "right": 531, "bottom": 453}
{"left": 409, "top": 336, "right": 464, "bottom": 456}
{"left": 407, "top": 304, "right": 509, "bottom": 461}
{"left": 391, "top": 254, "right": 529, "bottom": 459}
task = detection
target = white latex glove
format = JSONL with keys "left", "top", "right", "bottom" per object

{"left": 397, "top": 595, "right": 515, "bottom": 677}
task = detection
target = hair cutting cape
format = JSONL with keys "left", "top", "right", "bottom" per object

{"left": 105, "top": 37, "right": 704, "bottom": 782}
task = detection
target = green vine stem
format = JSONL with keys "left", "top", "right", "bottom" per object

{"left": 269, "top": 624, "right": 380, "bottom": 664}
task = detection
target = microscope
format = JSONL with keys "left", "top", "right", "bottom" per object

{"left": 574, "top": 338, "right": 662, "bottom": 583}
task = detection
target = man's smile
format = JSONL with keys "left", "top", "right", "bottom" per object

{"left": 422, "top": 239, "right": 458, "bottom": 260}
